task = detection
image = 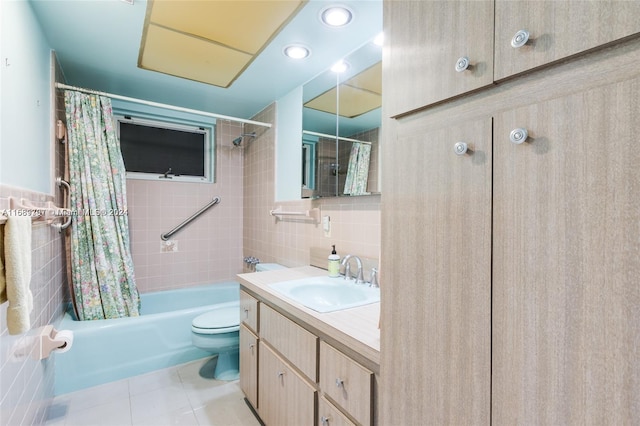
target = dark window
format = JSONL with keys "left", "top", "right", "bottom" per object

{"left": 116, "top": 116, "right": 212, "bottom": 182}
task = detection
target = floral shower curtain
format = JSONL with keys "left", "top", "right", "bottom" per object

{"left": 65, "top": 91, "right": 140, "bottom": 320}
{"left": 343, "top": 142, "right": 371, "bottom": 196}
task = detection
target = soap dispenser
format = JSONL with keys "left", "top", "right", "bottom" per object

{"left": 328, "top": 245, "right": 340, "bottom": 277}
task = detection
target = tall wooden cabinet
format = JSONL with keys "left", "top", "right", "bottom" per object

{"left": 381, "top": 1, "right": 640, "bottom": 424}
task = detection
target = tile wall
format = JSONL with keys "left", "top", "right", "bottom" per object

{"left": 242, "top": 103, "right": 381, "bottom": 272}
{"left": 126, "top": 120, "right": 246, "bottom": 293}
{"left": 0, "top": 188, "right": 68, "bottom": 426}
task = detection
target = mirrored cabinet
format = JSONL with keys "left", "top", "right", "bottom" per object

{"left": 301, "top": 36, "right": 382, "bottom": 198}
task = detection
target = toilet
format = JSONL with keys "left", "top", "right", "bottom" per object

{"left": 191, "top": 305, "right": 240, "bottom": 380}
{"left": 191, "top": 263, "right": 286, "bottom": 380}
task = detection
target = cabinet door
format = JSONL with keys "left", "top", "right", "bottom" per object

{"left": 384, "top": 0, "right": 494, "bottom": 117}
{"left": 494, "top": 0, "right": 640, "bottom": 80}
{"left": 492, "top": 76, "right": 640, "bottom": 424}
{"left": 239, "top": 324, "right": 258, "bottom": 410}
{"left": 258, "top": 341, "right": 316, "bottom": 426}
{"left": 381, "top": 117, "right": 492, "bottom": 425}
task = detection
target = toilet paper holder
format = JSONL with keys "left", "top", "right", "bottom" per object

{"left": 37, "top": 325, "right": 71, "bottom": 360}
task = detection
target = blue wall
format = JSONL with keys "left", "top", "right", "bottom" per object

{"left": 0, "top": 0, "right": 52, "bottom": 194}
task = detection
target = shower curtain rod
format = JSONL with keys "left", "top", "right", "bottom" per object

{"left": 55, "top": 83, "right": 272, "bottom": 128}
{"left": 302, "top": 130, "right": 371, "bottom": 145}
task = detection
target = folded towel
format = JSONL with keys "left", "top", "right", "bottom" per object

{"left": 0, "top": 224, "right": 6, "bottom": 303}
{"left": 4, "top": 216, "right": 33, "bottom": 335}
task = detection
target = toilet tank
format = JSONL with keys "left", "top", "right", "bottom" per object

{"left": 255, "top": 263, "right": 286, "bottom": 272}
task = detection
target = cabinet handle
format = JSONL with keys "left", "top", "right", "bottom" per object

{"left": 509, "top": 128, "right": 529, "bottom": 144}
{"left": 455, "top": 56, "right": 470, "bottom": 72}
{"left": 249, "top": 343, "right": 255, "bottom": 354}
{"left": 454, "top": 142, "right": 469, "bottom": 155}
{"left": 335, "top": 378, "right": 344, "bottom": 388}
{"left": 243, "top": 308, "right": 249, "bottom": 318}
{"left": 511, "top": 29, "right": 530, "bottom": 48}
{"left": 321, "top": 416, "right": 330, "bottom": 425}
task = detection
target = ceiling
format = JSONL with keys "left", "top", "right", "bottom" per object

{"left": 29, "top": 0, "right": 383, "bottom": 121}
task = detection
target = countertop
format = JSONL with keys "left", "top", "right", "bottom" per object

{"left": 237, "top": 266, "right": 380, "bottom": 370}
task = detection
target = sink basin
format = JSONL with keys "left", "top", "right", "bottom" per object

{"left": 270, "top": 276, "right": 380, "bottom": 313}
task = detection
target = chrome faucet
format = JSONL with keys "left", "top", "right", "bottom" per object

{"left": 369, "top": 268, "right": 379, "bottom": 288}
{"left": 340, "top": 255, "right": 365, "bottom": 284}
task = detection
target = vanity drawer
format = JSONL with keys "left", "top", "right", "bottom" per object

{"left": 320, "top": 341, "right": 373, "bottom": 426}
{"left": 319, "top": 396, "right": 356, "bottom": 426}
{"left": 240, "top": 290, "right": 259, "bottom": 333}
{"left": 260, "top": 304, "right": 318, "bottom": 382}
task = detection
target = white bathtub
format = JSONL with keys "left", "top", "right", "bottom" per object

{"left": 55, "top": 282, "right": 239, "bottom": 395}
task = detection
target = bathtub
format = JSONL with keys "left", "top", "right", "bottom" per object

{"left": 54, "top": 282, "right": 239, "bottom": 395}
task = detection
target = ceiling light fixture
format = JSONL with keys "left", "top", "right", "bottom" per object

{"left": 320, "top": 5, "right": 353, "bottom": 27}
{"left": 373, "top": 32, "right": 384, "bottom": 47}
{"left": 283, "top": 44, "right": 311, "bottom": 59}
{"left": 331, "top": 60, "right": 350, "bottom": 73}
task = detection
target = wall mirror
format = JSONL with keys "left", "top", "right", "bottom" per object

{"left": 301, "top": 36, "right": 382, "bottom": 198}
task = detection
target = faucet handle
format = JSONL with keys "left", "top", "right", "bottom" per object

{"left": 370, "top": 268, "right": 379, "bottom": 288}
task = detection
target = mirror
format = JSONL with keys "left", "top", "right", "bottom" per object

{"left": 302, "top": 36, "right": 382, "bottom": 198}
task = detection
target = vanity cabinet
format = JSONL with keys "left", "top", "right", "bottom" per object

{"left": 381, "top": 27, "right": 640, "bottom": 424}
{"left": 385, "top": 0, "right": 640, "bottom": 116}
{"left": 238, "top": 287, "right": 379, "bottom": 425}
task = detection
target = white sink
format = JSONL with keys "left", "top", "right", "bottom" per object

{"left": 270, "top": 276, "right": 380, "bottom": 313}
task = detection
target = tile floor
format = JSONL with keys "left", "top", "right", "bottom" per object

{"left": 44, "top": 357, "right": 262, "bottom": 426}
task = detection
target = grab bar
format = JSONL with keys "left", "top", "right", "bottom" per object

{"left": 161, "top": 197, "right": 220, "bottom": 241}
{"left": 52, "top": 177, "right": 72, "bottom": 232}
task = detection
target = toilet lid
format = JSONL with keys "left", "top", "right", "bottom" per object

{"left": 192, "top": 307, "right": 240, "bottom": 335}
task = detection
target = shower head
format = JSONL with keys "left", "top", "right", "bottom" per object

{"left": 232, "top": 132, "right": 257, "bottom": 147}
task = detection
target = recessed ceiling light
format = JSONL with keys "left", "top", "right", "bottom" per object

{"left": 331, "top": 60, "right": 350, "bottom": 73}
{"left": 320, "top": 6, "right": 353, "bottom": 27}
{"left": 373, "top": 32, "right": 384, "bottom": 47}
{"left": 283, "top": 44, "right": 311, "bottom": 59}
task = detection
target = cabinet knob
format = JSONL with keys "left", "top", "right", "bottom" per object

{"left": 277, "top": 371, "right": 285, "bottom": 378}
{"left": 455, "top": 56, "right": 470, "bottom": 72}
{"left": 511, "top": 30, "right": 530, "bottom": 48}
{"left": 335, "top": 378, "right": 344, "bottom": 387}
{"left": 509, "top": 128, "right": 529, "bottom": 144}
{"left": 454, "top": 142, "right": 469, "bottom": 155}
{"left": 321, "top": 416, "right": 330, "bottom": 425}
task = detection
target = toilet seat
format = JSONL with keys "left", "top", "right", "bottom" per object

{"left": 192, "top": 306, "right": 240, "bottom": 335}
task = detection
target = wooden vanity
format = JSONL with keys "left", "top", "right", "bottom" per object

{"left": 237, "top": 266, "right": 380, "bottom": 426}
